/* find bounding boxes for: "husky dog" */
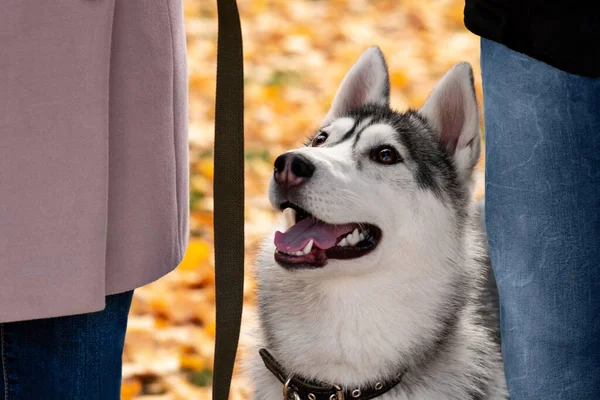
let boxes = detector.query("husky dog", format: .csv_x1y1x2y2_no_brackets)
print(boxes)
246,47,507,400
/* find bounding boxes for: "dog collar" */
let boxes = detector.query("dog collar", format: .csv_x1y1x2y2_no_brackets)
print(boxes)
259,348,405,400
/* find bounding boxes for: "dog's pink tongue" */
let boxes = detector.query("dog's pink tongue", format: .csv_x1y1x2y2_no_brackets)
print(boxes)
274,218,350,252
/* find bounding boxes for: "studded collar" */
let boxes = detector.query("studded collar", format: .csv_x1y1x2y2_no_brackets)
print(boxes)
259,348,405,400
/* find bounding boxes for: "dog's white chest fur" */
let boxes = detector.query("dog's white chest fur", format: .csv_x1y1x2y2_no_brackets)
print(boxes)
246,235,506,400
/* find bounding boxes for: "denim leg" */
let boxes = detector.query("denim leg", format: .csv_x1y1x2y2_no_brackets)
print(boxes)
0,290,133,400
1,328,6,399
481,38,600,400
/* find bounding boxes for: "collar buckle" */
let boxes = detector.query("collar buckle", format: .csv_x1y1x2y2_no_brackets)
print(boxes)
283,374,301,400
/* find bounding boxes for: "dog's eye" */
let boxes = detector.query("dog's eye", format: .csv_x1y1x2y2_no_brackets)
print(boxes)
311,133,328,147
371,147,402,165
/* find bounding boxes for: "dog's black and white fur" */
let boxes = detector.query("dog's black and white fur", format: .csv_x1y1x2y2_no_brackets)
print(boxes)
245,47,507,399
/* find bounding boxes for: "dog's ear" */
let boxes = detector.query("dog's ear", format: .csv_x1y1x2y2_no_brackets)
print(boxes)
322,46,390,125
419,62,481,177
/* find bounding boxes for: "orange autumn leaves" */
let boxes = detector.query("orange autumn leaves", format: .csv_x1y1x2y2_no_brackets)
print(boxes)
121,0,484,399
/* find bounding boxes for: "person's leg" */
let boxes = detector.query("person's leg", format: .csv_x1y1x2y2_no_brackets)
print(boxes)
481,37,600,399
0,290,133,400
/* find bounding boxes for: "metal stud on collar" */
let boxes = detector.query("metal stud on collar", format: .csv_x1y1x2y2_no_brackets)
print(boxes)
331,383,344,400
308,394,316,400
352,389,361,397
375,382,384,390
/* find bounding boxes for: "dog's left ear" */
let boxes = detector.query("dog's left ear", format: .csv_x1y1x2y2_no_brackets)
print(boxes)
419,63,481,177
322,46,390,125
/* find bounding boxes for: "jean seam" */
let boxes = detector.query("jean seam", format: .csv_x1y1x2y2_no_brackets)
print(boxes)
1,325,9,400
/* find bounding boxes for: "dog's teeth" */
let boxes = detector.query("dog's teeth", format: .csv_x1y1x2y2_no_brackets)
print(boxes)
277,247,300,256
302,239,313,254
283,208,296,229
346,231,359,246
337,228,370,247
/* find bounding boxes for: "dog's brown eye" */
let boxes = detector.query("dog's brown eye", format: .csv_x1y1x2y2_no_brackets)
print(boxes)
312,133,328,147
372,147,402,165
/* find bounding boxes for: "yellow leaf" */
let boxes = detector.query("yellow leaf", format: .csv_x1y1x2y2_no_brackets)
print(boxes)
447,2,466,27
189,74,212,91
120,379,142,400
390,70,409,89
155,316,170,329
205,289,216,303
191,211,213,229
198,159,214,180
263,85,281,101
250,0,268,13
272,98,290,113
180,354,207,371
183,2,200,18
290,24,312,37
205,320,216,337
148,297,168,315
178,239,212,271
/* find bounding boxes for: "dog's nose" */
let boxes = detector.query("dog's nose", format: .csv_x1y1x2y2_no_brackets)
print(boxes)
273,153,315,189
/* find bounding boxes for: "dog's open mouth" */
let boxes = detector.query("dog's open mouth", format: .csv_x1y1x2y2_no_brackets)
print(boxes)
273,202,382,269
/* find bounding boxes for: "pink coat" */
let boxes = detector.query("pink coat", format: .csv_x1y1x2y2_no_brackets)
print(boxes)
0,0,189,322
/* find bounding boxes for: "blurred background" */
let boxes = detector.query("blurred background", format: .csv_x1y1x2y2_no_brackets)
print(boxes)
120,0,485,398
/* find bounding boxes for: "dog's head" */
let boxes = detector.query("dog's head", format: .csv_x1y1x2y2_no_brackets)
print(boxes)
268,47,480,275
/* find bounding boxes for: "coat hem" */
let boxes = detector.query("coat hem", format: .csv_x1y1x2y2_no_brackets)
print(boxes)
105,253,185,297
0,299,106,324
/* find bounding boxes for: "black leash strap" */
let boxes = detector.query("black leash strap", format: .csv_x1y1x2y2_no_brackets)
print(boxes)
212,0,244,399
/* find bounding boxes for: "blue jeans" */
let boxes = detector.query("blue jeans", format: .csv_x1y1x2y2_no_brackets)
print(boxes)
481,38,600,399
0,291,133,400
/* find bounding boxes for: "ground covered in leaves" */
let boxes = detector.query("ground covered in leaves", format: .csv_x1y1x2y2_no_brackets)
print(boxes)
121,1,484,398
